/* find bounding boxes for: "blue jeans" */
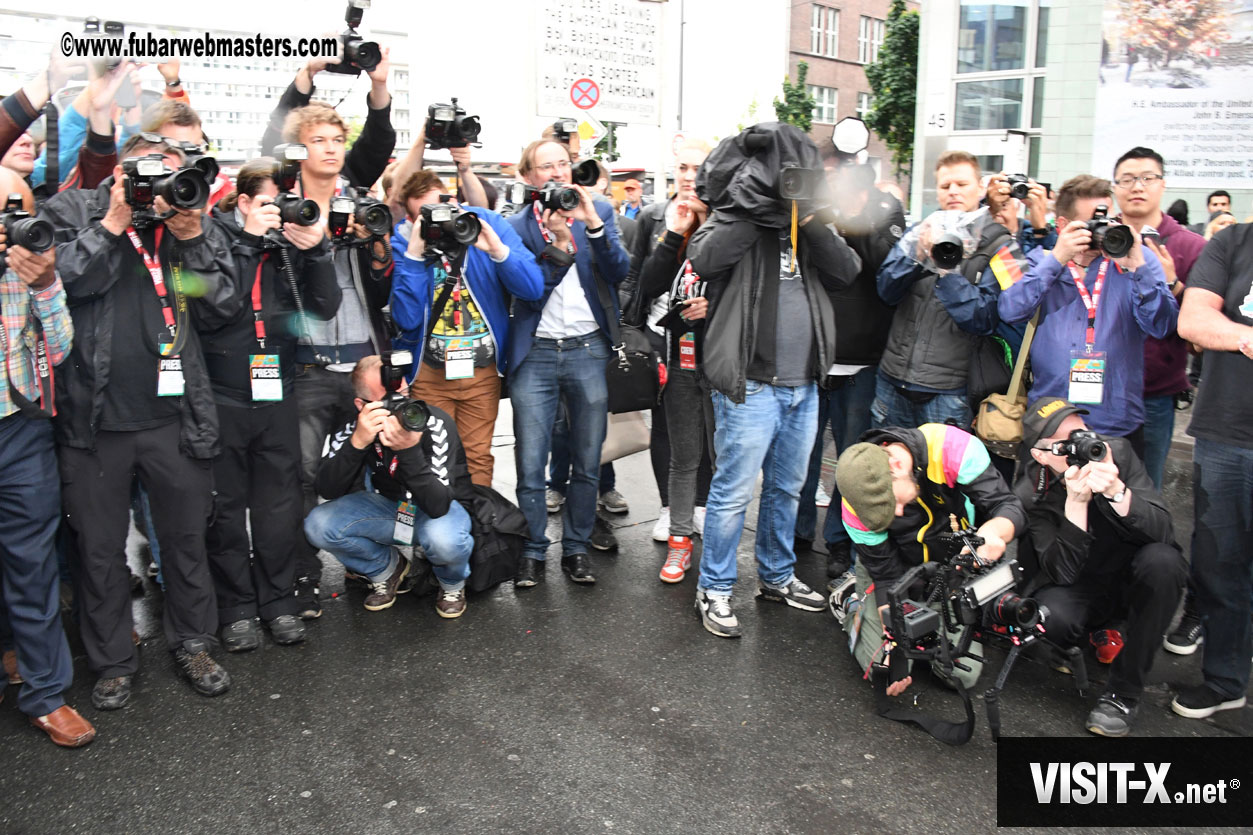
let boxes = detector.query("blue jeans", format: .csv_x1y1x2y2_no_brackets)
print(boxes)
796,366,877,548
699,381,818,595
512,332,610,559
870,371,971,430
1142,393,1176,490
1190,437,1253,700
548,402,615,494
304,491,472,590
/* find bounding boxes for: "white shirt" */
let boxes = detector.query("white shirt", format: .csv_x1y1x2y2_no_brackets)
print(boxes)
535,223,606,338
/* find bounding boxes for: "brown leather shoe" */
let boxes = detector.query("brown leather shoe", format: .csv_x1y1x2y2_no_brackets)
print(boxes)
3,649,21,684
30,705,96,748
363,556,410,611
435,586,467,619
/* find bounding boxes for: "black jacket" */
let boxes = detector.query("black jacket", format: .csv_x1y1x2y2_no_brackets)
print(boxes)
636,227,703,367
620,200,668,308
830,192,904,366
202,209,342,406
315,404,475,519
1013,436,1177,591
39,180,237,458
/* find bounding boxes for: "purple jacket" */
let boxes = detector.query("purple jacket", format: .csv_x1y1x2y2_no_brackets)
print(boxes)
1144,213,1206,397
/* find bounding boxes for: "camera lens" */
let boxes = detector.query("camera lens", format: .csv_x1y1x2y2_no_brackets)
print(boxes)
1083,439,1107,462
1099,224,1134,259
451,212,481,245
458,116,481,142
572,159,600,188
350,39,382,72
6,217,55,253
557,187,580,212
357,203,393,237
779,167,807,201
931,232,964,271
395,399,430,433
992,592,1041,630
1010,181,1030,200
157,170,209,210
192,156,220,184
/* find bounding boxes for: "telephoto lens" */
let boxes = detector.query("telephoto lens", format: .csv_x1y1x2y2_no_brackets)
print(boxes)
931,232,965,270
154,168,210,211
572,159,600,188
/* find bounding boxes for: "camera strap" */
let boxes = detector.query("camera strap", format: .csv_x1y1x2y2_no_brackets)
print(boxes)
1067,259,1109,349
532,201,576,254
125,225,183,356
0,303,55,419
252,256,269,349
869,666,976,746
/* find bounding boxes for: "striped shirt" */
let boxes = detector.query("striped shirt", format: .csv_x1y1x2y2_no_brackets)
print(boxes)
1,270,73,419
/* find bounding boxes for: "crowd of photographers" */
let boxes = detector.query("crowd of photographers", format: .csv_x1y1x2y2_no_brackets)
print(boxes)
0,45,1250,751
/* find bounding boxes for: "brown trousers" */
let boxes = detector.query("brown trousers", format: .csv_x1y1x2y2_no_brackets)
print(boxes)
410,362,502,486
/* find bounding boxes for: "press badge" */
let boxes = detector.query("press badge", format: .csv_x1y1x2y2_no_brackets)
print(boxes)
1068,350,1106,405
393,498,416,545
249,354,282,401
679,331,697,370
157,356,185,397
444,338,474,380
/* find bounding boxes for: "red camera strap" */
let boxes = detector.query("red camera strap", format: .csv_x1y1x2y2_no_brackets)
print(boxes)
252,255,268,349
125,225,179,352
532,200,576,254
1067,259,1109,349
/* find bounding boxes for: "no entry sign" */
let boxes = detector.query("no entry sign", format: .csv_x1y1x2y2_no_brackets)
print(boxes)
571,78,600,110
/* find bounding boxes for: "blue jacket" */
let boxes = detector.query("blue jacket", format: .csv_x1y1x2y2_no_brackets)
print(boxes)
390,209,545,376
998,248,1178,436
506,197,631,373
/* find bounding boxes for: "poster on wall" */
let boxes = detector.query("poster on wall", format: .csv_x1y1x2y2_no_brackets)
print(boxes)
1091,0,1253,189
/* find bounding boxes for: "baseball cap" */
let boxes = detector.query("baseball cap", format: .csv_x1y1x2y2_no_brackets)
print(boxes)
623,178,641,190
1022,397,1089,450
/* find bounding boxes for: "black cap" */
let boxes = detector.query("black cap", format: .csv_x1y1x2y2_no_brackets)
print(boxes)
1022,397,1089,450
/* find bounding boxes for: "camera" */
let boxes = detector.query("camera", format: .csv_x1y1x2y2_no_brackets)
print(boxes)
939,526,1045,632
419,195,481,256
1005,174,1052,201
121,153,209,228
0,193,55,257
1084,204,1133,259
328,189,393,243
571,158,601,189
931,231,965,270
378,350,429,433
508,181,580,213
327,1,382,75
779,164,822,201
267,144,321,229
168,141,220,187
551,118,579,144
424,98,481,150
83,17,124,72
1049,428,1107,468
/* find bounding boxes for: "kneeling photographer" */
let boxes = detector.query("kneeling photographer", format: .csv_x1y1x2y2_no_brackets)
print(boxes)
304,354,476,619
202,156,342,651
1016,397,1184,737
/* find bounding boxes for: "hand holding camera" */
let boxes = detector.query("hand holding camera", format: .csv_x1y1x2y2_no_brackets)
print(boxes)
160,201,203,241
243,199,282,238
471,217,507,260
1051,219,1094,265
102,167,134,236
0,216,56,290
544,208,574,247
986,172,1013,212
350,400,391,449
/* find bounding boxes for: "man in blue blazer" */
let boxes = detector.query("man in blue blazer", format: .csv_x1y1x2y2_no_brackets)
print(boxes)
507,139,631,586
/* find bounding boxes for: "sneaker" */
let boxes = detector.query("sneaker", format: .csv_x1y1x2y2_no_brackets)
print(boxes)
651,507,671,542
220,618,262,653
174,639,231,697
1163,613,1203,655
546,488,565,514
1171,684,1247,719
266,615,306,646
826,571,858,625
435,586,467,619
815,483,832,508
590,516,619,551
599,489,629,514
757,577,825,612
1090,629,1124,665
364,556,410,611
693,506,705,537
1085,692,1139,737
91,675,132,711
660,536,693,583
295,576,322,620
695,590,741,638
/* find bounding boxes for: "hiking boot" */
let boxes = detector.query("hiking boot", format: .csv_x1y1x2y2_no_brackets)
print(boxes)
652,507,671,542
1090,628,1124,665
91,675,133,711
435,587,468,619
1086,692,1139,737
267,615,306,646
756,577,825,612
590,516,619,551
826,571,859,626
220,618,261,653
695,590,741,638
660,536,693,583
546,489,565,513
1171,684,1247,719
364,556,410,611
174,639,230,697
295,576,322,619
598,489,629,514
1163,613,1203,655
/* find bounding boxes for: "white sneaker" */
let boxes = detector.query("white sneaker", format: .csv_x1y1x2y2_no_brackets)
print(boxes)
693,506,706,537
695,590,741,638
652,507,671,542
815,483,832,508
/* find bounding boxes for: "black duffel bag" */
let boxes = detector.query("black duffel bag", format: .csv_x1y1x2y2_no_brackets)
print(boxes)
465,484,529,593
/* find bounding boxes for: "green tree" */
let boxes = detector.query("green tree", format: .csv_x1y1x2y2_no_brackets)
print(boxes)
864,0,919,178
344,115,365,150
773,61,816,132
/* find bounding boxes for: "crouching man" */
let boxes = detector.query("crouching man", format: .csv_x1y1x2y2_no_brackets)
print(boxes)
304,354,476,618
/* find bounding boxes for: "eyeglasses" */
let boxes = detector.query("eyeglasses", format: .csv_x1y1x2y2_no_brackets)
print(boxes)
1114,173,1163,189
536,160,572,173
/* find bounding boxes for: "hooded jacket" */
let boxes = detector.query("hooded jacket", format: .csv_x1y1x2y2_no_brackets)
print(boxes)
687,123,861,402
39,179,237,458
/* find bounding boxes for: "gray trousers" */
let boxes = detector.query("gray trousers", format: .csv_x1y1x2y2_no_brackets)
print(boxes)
663,368,716,538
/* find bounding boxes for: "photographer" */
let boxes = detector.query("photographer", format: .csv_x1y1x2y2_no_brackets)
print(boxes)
260,53,397,617
1015,397,1184,737
0,170,94,747
389,170,543,486
39,133,237,709
874,151,1020,429
201,159,342,651
998,175,1176,455
505,139,631,587
685,123,860,638
832,424,1025,695
304,354,475,619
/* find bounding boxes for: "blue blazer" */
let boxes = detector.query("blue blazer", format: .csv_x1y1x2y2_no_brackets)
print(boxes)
505,197,631,373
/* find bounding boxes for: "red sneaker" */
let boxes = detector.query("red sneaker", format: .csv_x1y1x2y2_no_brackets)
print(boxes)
1091,629,1125,665
660,536,693,583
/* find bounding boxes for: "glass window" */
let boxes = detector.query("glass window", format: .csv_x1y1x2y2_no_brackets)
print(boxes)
957,2,1028,73
810,6,839,58
858,16,885,63
954,78,1023,130
1030,76,1045,129
1035,2,1050,68
856,91,873,119
808,85,838,124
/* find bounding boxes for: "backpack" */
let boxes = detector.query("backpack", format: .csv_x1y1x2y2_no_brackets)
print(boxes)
465,484,529,593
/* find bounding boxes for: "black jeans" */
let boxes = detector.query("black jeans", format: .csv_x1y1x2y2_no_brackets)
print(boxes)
1033,542,1186,698
206,400,303,625
663,367,716,537
60,422,217,678
294,365,356,582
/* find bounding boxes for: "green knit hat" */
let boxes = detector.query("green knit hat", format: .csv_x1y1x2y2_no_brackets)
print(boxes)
835,443,894,533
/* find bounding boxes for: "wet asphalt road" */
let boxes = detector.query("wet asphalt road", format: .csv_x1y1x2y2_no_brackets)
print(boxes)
0,406,1248,834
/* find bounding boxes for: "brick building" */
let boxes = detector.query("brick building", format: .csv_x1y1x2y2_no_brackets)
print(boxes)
788,0,918,202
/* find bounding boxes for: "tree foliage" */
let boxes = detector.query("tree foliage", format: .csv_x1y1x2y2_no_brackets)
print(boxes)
864,0,919,179
773,61,816,133
1116,0,1229,66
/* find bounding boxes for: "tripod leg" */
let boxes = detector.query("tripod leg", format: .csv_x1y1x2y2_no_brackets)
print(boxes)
984,643,1025,741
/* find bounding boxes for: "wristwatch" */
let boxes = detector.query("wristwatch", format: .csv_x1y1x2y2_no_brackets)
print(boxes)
1106,486,1127,503
166,78,182,88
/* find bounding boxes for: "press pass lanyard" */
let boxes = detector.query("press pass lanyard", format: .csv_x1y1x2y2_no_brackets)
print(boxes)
252,256,269,349
1068,259,1109,350
124,225,181,355
533,201,576,254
